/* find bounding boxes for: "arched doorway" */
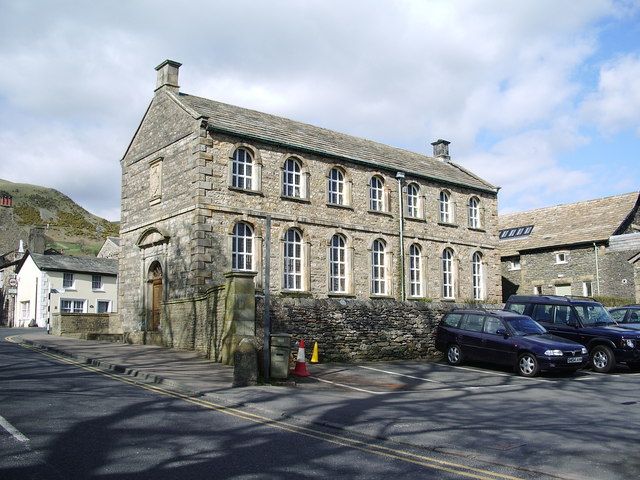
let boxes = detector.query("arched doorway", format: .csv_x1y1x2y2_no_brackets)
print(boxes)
148,262,163,331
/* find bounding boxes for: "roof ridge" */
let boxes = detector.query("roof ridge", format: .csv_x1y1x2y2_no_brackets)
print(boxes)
500,191,639,218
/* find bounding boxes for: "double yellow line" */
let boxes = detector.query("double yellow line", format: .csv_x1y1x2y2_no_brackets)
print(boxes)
12,339,537,480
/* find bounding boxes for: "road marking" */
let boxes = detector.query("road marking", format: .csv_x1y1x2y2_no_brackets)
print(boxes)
357,365,444,383
314,376,386,394
441,364,554,382
14,341,534,480
0,414,29,443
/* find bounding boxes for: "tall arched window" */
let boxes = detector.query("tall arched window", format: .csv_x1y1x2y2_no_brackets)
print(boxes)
472,252,484,300
406,183,420,218
369,176,384,211
232,148,253,190
371,239,387,295
282,158,302,198
409,243,422,297
439,190,451,223
329,234,347,293
283,228,303,290
468,197,480,229
442,248,454,299
328,167,345,205
232,222,253,271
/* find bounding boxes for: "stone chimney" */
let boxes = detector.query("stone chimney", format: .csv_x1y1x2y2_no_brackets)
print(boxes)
28,227,46,255
155,59,181,93
431,139,451,162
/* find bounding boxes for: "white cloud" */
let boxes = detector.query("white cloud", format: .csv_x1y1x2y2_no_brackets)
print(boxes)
581,54,640,135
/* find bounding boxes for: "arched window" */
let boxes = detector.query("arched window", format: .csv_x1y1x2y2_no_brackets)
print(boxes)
283,228,303,290
282,158,302,198
232,222,253,271
472,252,484,300
406,183,420,218
328,167,345,205
329,234,347,293
468,197,480,229
439,191,451,223
232,148,253,190
409,244,422,297
442,248,454,299
371,239,387,295
369,176,384,211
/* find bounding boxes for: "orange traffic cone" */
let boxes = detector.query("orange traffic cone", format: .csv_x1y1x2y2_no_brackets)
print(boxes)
292,339,310,377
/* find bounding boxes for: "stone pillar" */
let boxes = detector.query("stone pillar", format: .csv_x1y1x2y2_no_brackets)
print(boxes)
220,271,257,365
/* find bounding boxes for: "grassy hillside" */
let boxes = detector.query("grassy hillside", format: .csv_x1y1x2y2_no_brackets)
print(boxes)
0,179,119,256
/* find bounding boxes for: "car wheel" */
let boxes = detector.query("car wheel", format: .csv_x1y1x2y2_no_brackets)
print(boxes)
591,345,614,373
517,353,539,377
446,344,463,366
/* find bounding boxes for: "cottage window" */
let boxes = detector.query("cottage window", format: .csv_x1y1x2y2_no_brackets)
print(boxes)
61,299,85,313
369,176,385,212
468,197,480,229
329,234,347,293
371,239,388,295
555,252,568,264
97,300,111,313
406,183,420,218
231,148,253,190
328,168,345,205
472,251,484,300
409,243,423,297
92,275,103,290
20,301,30,320
442,248,455,299
439,191,452,223
583,281,593,297
283,228,303,291
63,273,74,289
282,158,302,198
232,222,254,271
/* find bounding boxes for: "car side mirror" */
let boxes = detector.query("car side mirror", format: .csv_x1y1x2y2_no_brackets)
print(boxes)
496,328,508,337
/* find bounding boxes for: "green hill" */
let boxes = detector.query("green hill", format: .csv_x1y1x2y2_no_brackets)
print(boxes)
0,179,119,256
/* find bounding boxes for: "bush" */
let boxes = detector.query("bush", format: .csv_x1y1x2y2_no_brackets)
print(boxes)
593,295,635,307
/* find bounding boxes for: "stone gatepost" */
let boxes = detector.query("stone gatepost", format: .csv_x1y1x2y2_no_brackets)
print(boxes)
220,271,257,365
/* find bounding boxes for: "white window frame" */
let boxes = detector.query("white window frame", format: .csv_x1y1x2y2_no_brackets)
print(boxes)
63,273,75,289
508,258,521,271
60,299,85,314
371,239,388,296
97,300,111,313
442,248,454,299
468,197,480,229
409,244,423,298
582,281,593,297
20,301,30,320
232,222,254,271
555,252,568,264
231,148,253,190
92,275,103,291
282,158,302,198
439,191,452,223
472,252,484,300
533,285,542,295
283,228,303,291
369,176,385,212
329,234,347,294
406,183,420,218
328,167,345,205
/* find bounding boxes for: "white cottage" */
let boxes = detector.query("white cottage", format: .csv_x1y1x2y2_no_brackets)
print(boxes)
14,252,118,328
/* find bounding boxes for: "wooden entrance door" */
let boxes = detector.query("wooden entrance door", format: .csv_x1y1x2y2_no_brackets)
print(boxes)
151,278,162,330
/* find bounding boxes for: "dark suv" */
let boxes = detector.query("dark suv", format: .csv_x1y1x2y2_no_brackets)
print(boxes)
505,295,640,373
435,308,588,377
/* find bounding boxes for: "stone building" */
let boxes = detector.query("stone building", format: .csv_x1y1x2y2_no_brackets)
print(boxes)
118,60,499,355
499,192,640,303
97,236,120,259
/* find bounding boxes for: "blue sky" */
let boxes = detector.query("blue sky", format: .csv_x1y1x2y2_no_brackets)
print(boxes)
0,0,638,221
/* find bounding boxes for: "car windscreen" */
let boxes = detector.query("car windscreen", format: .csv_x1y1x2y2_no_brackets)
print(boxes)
573,304,615,326
505,316,546,336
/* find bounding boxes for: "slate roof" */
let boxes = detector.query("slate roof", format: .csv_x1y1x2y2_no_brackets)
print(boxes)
26,253,118,275
106,237,120,247
498,192,640,257
175,92,497,193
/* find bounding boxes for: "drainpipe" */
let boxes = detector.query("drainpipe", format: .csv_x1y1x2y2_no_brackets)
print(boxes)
396,172,406,301
593,243,600,295
262,215,272,381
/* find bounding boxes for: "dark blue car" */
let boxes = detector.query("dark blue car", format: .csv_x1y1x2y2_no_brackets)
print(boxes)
435,309,589,377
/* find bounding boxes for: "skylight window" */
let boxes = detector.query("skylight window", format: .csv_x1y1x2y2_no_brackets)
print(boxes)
499,225,534,240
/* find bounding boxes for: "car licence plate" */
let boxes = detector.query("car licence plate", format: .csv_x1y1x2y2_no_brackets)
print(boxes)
567,357,582,363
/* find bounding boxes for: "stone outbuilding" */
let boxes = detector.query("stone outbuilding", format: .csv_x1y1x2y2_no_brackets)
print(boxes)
499,192,640,303
118,60,500,358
